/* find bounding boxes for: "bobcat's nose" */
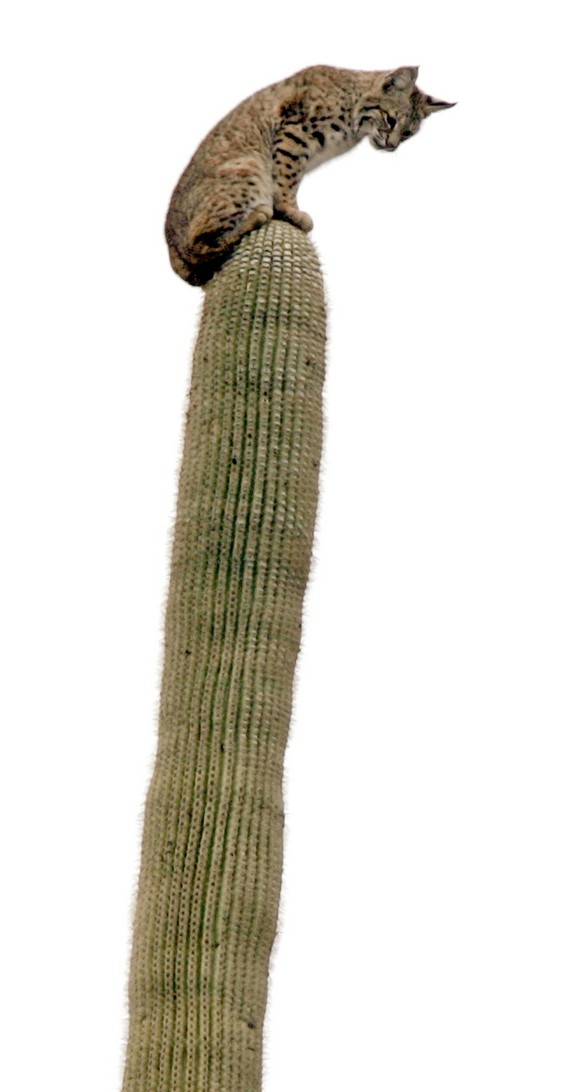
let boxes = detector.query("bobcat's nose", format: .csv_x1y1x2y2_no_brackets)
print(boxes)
371,126,400,151
378,128,399,150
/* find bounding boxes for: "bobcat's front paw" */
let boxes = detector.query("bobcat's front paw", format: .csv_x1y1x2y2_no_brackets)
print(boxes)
274,204,314,232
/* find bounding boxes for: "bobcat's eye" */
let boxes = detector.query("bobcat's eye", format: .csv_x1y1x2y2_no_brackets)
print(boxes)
401,130,413,141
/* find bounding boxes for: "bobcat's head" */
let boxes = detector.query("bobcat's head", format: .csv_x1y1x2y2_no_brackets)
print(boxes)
357,66,454,151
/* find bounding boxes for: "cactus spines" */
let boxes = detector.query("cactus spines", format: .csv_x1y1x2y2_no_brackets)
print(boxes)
122,220,326,1091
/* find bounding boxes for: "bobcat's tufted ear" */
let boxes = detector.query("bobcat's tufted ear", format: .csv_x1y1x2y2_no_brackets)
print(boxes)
422,93,456,113
382,66,419,93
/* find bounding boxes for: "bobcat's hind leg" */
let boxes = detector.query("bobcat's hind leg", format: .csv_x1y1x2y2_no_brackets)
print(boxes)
166,202,273,285
188,203,272,261
171,199,273,285
186,158,273,259
273,203,313,232
166,157,274,283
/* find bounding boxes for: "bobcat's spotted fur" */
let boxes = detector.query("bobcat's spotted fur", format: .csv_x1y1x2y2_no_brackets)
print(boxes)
165,64,454,286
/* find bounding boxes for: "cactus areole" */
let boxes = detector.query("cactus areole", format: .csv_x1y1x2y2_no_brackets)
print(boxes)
122,220,326,1091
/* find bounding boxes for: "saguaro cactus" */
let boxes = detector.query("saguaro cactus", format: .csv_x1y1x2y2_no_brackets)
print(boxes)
122,219,326,1091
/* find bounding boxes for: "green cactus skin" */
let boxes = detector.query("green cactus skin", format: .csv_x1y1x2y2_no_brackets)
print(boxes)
122,220,326,1092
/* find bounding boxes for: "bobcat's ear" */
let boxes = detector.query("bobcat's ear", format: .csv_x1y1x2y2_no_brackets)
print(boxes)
382,66,419,93
423,94,456,113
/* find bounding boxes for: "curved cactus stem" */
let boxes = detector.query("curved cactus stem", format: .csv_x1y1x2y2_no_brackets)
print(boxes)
122,220,326,1091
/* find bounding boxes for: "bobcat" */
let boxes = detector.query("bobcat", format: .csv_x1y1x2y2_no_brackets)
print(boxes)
165,64,454,286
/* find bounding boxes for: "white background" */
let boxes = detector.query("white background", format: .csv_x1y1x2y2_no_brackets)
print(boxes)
1,1,581,1089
